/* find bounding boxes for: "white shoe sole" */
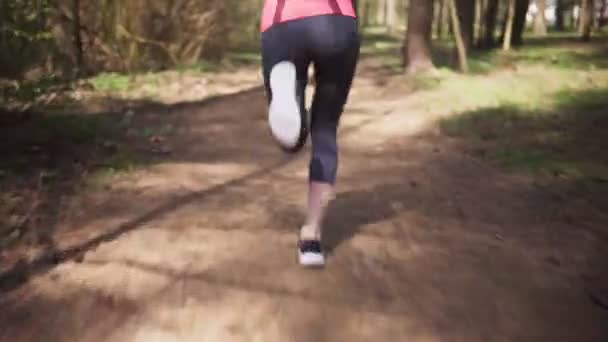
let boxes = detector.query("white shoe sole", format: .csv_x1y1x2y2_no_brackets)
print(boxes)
268,61,302,149
298,251,325,267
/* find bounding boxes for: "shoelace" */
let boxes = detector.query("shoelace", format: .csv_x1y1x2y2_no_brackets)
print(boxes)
299,240,322,253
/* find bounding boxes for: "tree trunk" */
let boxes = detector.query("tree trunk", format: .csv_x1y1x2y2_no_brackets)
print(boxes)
438,0,451,38
376,0,387,26
456,0,476,49
386,0,398,33
579,2,584,33
73,0,84,76
475,0,484,47
600,0,607,27
403,0,409,32
503,0,516,50
363,0,372,27
512,0,530,46
568,3,580,30
436,0,446,38
450,0,469,72
555,0,566,31
533,0,548,35
483,0,499,47
581,0,595,41
404,0,435,73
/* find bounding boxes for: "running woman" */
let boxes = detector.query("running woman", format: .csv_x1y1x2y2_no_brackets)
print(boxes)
261,0,360,267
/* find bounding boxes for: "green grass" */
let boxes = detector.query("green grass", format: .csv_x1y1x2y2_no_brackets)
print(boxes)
90,72,132,92
432,33,608,74
439,85,608,181
360,27,403,64
433,32,608,182
359,30,607,76
487,46,606,71
360,31,608,183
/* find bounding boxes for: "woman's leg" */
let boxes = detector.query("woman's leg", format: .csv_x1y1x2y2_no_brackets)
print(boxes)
261,24,310,153
301,16,360,242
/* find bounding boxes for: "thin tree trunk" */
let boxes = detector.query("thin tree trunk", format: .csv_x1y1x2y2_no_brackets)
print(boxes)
386,0,398,33
450,0,469,72
579,3,583,33
404,0,409,32
433,0,440,37
555,0,566,31
376,0,387,26
437,0,446,38
578,1,583,33
475,0,484,47
441,0,451,37
581,0,595,41
600,0,607,27
364,0,372,27
456,0,476,49
503,0,516,50
73,0,84,76
404,0,435,73
534,0,548,36
512,0,530,46
483,0,498,47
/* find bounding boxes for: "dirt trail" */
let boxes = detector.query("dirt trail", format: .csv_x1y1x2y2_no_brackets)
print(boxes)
1,60,607,342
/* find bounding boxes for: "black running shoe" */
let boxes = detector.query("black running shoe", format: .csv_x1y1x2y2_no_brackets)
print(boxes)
298,239,325,267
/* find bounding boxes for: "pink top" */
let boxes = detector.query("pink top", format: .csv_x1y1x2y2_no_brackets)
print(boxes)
261,0,357,32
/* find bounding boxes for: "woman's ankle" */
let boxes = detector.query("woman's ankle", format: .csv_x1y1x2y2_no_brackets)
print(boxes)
300,224,321,240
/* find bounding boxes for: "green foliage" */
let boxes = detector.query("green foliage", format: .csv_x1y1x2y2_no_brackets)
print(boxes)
0,0,54,77
0,0,263,79
91,73,131,92
73,0,260,71
360,28,402,57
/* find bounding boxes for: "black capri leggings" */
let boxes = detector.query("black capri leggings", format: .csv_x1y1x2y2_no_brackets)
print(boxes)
262,15,360,184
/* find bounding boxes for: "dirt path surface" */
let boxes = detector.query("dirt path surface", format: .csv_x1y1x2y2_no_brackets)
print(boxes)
1,59,607,341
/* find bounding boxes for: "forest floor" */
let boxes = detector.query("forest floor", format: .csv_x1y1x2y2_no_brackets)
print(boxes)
1,32,608,341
